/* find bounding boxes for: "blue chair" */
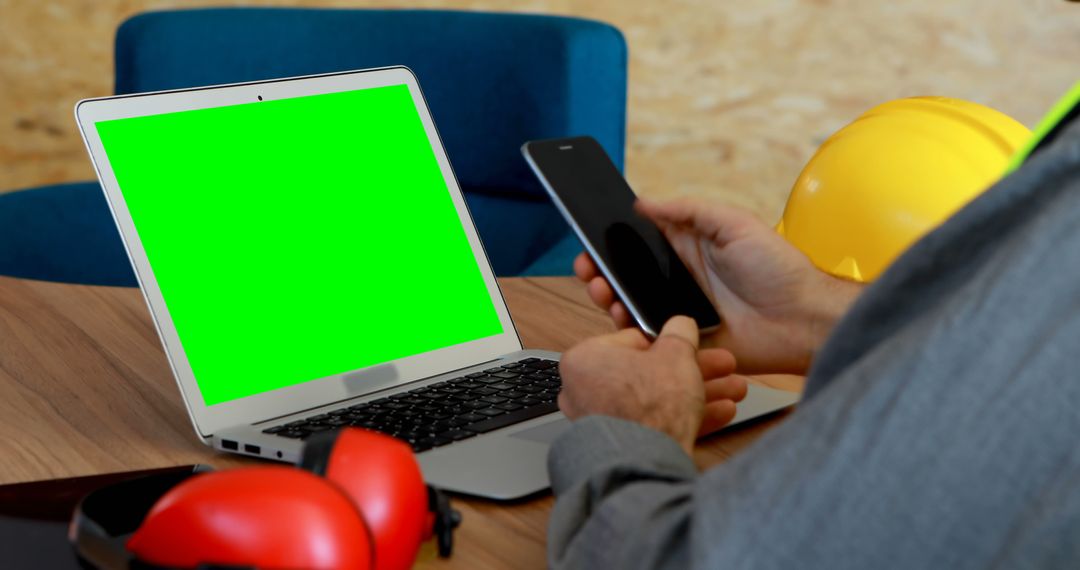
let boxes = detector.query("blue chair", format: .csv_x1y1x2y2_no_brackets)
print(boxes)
0,8,627,285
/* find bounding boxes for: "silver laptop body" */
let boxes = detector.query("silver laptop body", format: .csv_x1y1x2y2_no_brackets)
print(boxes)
75,67,797,500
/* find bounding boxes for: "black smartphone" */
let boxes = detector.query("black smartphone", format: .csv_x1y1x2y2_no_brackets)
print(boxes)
522,136,721,337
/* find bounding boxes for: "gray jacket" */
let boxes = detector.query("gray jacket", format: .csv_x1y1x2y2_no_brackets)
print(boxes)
547,118,1080,569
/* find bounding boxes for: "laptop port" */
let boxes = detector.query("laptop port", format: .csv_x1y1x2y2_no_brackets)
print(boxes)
244,444,261,455
221,439,238,451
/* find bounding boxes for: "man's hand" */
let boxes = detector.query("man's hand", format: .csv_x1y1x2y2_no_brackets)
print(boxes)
558,316,748,453
574,197,863,374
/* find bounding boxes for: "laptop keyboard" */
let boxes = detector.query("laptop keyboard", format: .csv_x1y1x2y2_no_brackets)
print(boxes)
260,358,561,452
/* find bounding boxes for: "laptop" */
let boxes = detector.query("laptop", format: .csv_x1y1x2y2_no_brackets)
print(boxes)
74,66,799,500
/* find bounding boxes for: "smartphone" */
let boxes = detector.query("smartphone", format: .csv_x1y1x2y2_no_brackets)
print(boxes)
522,136,721,337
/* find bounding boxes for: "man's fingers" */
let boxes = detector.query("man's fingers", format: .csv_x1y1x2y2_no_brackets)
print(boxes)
609,301,634,329
573,252,599,282
697,399,738,437
583,273,635,329
704,375,748,403
587,276,616,310
697,348,736,379
653,315,700,355
595,326,651,350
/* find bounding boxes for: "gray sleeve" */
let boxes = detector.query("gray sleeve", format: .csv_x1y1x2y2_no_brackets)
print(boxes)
547,401,903,570
547,341,1080,570
547,129,1080,570
546,415,699,570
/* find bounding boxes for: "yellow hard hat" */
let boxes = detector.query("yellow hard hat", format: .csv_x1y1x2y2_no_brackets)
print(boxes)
777,97,1031,282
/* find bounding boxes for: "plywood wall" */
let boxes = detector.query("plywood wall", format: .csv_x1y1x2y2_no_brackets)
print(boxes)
3,0,1078,220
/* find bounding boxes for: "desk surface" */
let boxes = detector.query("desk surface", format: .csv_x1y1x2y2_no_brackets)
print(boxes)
0,275,800,569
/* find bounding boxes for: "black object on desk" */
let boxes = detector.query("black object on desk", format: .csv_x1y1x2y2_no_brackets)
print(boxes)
0,465,206,570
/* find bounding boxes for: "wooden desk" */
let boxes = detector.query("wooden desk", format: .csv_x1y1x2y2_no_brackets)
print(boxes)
0,275,800,569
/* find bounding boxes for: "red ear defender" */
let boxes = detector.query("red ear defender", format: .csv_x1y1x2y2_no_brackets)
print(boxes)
72,429,458,570
126,467,373,569
300,428,457,570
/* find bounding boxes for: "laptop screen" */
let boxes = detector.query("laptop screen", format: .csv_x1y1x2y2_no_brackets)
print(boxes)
94,84,504,406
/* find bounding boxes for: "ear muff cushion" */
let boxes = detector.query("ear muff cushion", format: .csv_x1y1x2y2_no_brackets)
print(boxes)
127,467,373,570
321,428,431,570
299,428,343,476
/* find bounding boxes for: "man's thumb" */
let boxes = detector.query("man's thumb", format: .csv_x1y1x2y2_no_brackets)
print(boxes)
654,315,699,355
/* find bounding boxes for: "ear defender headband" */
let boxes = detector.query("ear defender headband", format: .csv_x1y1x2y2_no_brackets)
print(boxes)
70,428,460,570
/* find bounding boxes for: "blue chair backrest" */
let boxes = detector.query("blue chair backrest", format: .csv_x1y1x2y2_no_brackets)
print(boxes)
114,7,627,200
0,8,626,286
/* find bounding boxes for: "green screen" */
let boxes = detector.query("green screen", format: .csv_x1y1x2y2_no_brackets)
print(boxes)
96,84,503,406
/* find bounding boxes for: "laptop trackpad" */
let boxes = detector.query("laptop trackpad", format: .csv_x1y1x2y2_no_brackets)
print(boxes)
510,417,571,444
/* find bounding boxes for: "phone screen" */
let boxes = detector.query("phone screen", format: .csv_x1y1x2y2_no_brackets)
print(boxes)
524,136,721,335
